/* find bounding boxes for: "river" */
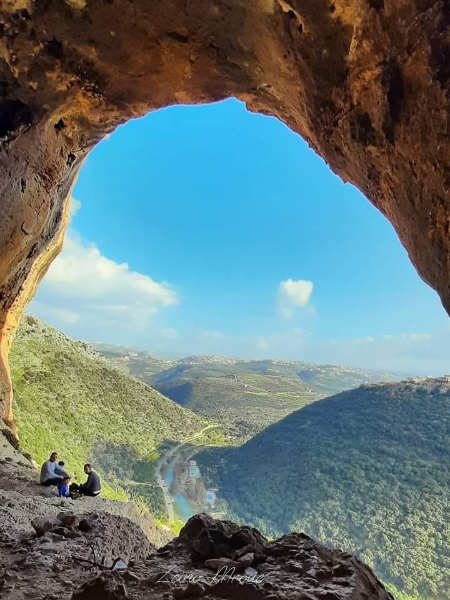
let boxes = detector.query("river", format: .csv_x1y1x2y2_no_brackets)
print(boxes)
164,455,196,522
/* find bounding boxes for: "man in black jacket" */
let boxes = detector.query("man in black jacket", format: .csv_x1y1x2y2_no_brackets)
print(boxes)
71,464,101,497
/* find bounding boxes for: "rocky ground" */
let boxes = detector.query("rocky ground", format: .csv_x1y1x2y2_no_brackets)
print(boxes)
0,454,155,599
69,514,395,600
0,436,394,600
0,456,394,600
0,448,172,546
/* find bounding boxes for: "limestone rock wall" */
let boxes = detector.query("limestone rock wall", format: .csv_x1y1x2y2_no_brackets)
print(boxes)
0,0,450,425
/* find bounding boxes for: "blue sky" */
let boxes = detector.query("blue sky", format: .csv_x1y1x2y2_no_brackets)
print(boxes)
30,99,450,373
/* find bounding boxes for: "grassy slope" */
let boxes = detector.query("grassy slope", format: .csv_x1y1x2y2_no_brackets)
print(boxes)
10,315,206,511
197,381,450,598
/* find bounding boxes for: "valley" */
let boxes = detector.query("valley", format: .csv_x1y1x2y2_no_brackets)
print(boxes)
7,315,444,599
98,348,399,443
2,5,450,599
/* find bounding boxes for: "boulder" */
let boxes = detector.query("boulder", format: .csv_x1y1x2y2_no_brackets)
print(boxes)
57,512,79,529
78,518,93,533
185,581,206,597
71,574,128,600
204,558,244,573
31,517,58,537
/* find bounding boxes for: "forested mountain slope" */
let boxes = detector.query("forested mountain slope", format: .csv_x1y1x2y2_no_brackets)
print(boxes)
9,315,206,514
149,358,398,442
197,379,450,598
153,367,320,442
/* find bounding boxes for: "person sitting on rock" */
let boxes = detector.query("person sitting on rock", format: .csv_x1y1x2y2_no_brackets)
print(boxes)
58,476,71,498
40,452,64,486
70,464,101,497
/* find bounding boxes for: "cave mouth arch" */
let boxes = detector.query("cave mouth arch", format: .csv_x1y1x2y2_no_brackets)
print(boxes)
28,98,447,375
1,0,450,429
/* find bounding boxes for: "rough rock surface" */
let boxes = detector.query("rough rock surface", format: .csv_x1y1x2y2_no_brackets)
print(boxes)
0,507,394,600
71,513,394,600
0,439,394,599
0,1,450,425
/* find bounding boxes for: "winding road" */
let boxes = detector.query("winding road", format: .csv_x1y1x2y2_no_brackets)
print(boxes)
155,424,219,523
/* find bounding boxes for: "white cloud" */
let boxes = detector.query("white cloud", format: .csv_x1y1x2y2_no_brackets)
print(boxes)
299,331,450,375
160,328,179,340
69,196,81,219
346,333,432,345
252,329,308,354
199,330,226,340
382,333,431,342
31,232,178,333
44,307,80,324
256,337,269,350
278,279,314,319
401,333,431,341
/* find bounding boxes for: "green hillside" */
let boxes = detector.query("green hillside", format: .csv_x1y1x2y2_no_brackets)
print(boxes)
153,369,321,442
148,357,398,442
197,379,450,598
228,358,397,394
10,315,207,516
150,356,398,392
93,343,175,380
92,349,399,444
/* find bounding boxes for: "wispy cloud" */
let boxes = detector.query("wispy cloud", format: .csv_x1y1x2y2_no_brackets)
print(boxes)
401,333,431,341
256,336,269,350
43,307,80,324
199,330,226,340
302,331,448,375
383,333,431,342
69,196,81,220
28,199,448,375
159,328,179,340
277,279,314,319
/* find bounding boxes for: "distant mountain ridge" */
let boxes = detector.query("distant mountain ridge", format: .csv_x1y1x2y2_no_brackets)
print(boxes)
93,346,400,386
179,355,242,366
93,343,175,381
94,346,399,443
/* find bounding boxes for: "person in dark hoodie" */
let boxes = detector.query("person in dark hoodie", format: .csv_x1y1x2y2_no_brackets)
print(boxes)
70,464,101,497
